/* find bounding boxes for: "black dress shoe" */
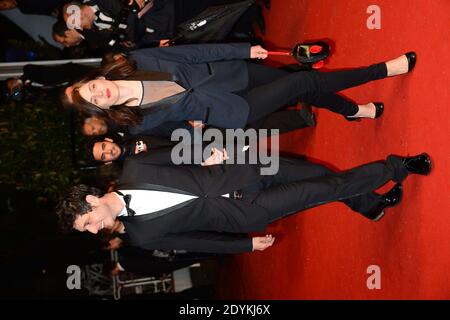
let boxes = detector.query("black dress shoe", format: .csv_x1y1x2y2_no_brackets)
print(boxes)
405,52,417,72
345,102,384,122
299,102,316,127
403,152,432,175
366,183,403,221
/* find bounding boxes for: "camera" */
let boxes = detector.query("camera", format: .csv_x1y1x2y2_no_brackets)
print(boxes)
9,86,24,101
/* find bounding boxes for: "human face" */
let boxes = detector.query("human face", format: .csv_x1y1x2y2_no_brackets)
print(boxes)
78,78,120,109
73,196,116,234
63,4,94,30
83,117,108,136
93,140,122,162
54,29,82,47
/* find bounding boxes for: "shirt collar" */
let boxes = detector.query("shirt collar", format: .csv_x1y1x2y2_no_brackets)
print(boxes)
113,191,127,216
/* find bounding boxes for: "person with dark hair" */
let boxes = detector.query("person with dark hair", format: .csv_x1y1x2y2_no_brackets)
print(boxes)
52,19,84,48
62,42,417,132
100,227,223,278
111,245,222,278
60,0,266,51
60,0,176,50
84,107,316,138
84,132,254,169
53,18,124,52
56,152,431,253
1,60,94,103
85,134,175,164
82,117,110,136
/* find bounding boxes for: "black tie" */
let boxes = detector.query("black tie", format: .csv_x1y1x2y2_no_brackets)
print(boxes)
116,191,136,217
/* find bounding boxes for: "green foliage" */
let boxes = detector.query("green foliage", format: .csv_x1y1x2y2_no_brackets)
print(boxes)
0,96,90,200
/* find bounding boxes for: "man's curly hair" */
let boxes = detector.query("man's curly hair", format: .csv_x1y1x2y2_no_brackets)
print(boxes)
55,184,104,233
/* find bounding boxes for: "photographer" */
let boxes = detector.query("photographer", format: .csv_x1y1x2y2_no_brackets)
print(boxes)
1,62,93,102
62,0,174,51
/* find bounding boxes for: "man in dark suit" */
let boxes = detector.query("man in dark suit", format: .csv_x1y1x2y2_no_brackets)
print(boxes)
62,0,175,49
56,152,432,254
2,62,94,102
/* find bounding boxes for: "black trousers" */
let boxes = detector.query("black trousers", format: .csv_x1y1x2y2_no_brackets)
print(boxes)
248,109,310,133
242,62,388,122
240,155,408,220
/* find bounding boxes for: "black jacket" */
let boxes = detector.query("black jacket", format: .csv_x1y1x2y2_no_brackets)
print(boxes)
86,0,174,47
127,42,251,133
118,158,269,254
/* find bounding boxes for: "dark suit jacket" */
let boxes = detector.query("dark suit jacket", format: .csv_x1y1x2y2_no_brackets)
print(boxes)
128,43,251,130
118,158,269,254
87,0,174,46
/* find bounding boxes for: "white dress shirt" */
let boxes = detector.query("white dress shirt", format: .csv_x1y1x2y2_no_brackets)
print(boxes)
116,190,229,217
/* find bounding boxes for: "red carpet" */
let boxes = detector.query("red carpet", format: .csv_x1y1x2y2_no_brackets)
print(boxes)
216,0,450,299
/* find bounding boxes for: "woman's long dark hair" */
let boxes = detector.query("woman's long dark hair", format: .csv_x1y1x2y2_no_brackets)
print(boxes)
62,57,143,127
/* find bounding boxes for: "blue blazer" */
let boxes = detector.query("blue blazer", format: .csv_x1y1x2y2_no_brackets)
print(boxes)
128,43,251,132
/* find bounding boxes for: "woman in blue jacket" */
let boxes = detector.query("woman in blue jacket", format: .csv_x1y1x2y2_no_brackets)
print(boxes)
63,43,416,130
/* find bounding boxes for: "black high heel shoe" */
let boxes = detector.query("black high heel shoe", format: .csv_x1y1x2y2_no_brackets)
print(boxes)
345,102,384,122
366,183,403,221
405,52,417,72
403,152,431,175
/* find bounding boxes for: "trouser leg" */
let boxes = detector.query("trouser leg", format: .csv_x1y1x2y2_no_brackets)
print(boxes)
245,63,387,123
250,155,407,221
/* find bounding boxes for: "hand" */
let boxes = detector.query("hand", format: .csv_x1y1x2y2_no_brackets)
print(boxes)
202,148,229,166
159,39,171,47
128,0,145,9
120,40,136,49
250,45,268,60
107,237,123,250
252,234,275,251
188,120,205,129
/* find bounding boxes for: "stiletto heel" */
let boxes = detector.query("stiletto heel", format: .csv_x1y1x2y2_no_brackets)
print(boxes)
366,183,403,221
345,102,384,121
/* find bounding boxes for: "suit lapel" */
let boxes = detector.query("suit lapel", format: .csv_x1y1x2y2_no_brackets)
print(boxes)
117,182,194,196
117,182,197,223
